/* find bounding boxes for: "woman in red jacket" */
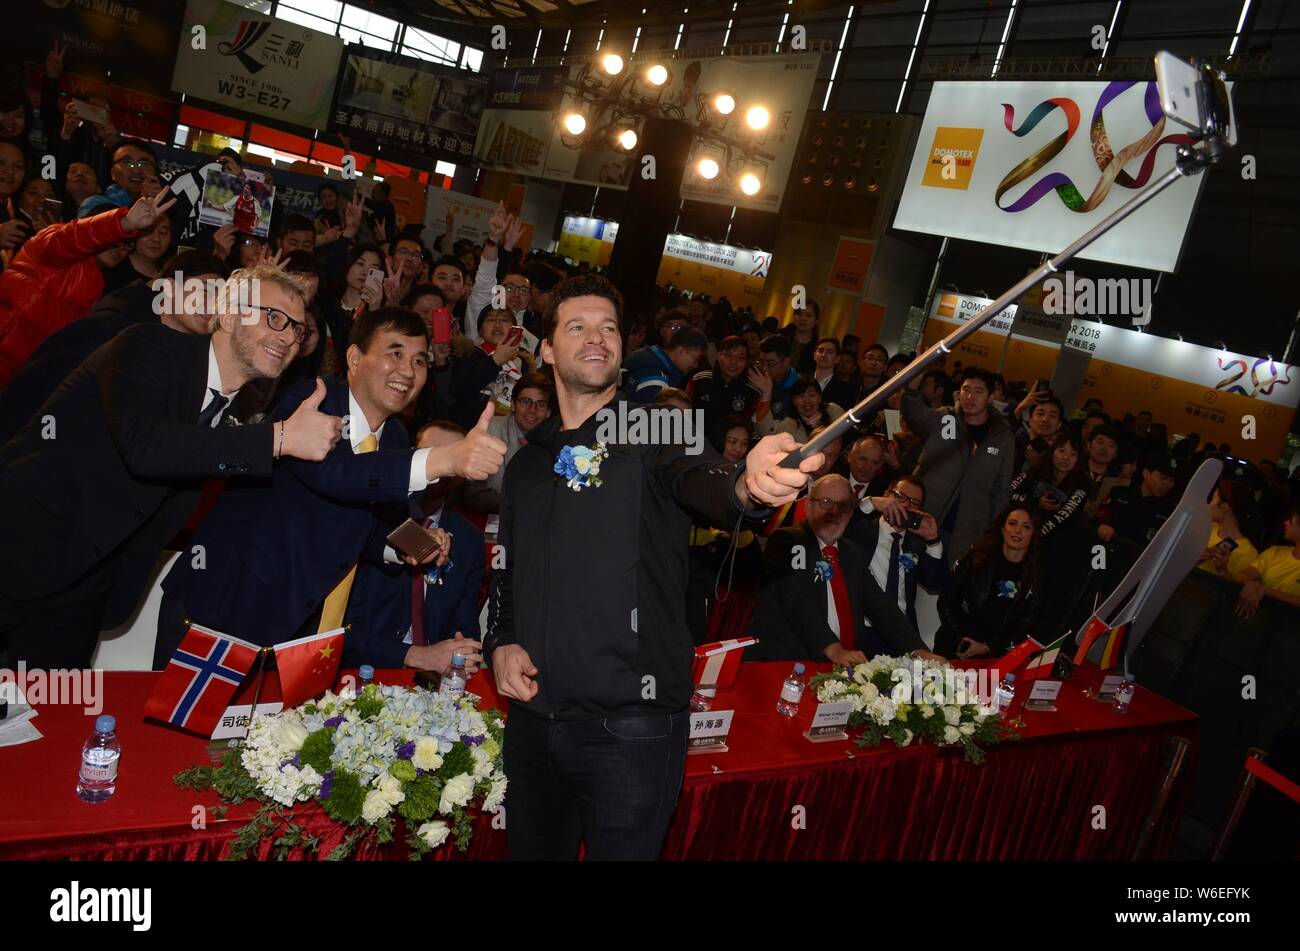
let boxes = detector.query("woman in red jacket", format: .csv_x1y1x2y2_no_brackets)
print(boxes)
0,187,175,388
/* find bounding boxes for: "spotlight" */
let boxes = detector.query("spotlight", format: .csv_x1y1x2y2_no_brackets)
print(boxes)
697,157,720,180
739,172,762,196
713,92,736,115
563,112,587,135
646,64,669,86
618,128,638,150
745,105,770,130
602,53,624,76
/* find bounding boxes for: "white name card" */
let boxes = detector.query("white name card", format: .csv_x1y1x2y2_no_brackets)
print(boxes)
210,702,284,741
805,700,854,742
1025,680,1062,711
1097,674,1126,699
688,710,735,753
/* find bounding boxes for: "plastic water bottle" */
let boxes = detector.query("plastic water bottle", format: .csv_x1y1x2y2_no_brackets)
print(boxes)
1112,677,1136,714
440,654,466,698
76,715,121,804
995,673,1017,713
776,663,807,717
358,665,375,689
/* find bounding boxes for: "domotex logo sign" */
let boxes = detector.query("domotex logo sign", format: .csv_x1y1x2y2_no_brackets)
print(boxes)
921,127,984,190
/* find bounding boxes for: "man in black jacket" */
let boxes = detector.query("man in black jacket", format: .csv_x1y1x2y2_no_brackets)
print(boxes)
750,474,930,663
0,251,226,444
484,273,821,860
0,265,342,669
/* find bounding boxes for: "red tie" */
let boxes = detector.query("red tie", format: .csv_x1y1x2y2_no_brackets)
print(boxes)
855,482,867,499
822,544,856,650
410,517,433,646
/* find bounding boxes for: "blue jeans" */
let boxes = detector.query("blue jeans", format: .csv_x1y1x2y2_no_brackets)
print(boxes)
502,708,689,860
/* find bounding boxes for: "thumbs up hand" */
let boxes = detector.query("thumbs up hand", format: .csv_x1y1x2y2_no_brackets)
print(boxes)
281,379,343,461
427,401,506,481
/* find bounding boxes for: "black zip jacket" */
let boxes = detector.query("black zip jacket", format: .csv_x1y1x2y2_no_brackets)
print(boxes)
484,399,768,719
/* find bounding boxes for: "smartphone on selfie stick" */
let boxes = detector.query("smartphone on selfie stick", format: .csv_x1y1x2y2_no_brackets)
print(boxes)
780,52,1238,474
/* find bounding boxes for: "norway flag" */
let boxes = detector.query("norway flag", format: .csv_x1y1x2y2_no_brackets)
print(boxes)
145,624,260,736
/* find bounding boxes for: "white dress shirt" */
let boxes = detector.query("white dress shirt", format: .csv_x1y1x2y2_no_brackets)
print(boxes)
866,522,943,618
817,537,841,638
346,391,435,565
199,341,237,428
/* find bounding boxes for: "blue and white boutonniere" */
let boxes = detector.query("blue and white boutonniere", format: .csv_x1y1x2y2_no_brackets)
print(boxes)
424,558,454,586
897,551,918,574
996,579,1019,599
554,442,609,491
814,559,834,583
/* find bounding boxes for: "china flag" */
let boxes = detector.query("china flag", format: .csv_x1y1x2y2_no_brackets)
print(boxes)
274,628,345,708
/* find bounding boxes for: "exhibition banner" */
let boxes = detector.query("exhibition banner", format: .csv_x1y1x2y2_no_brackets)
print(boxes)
656,234,772,305
421,189,533,253
171,0,342,130
557,216,618,267
473,66,568,178
921,292,1299,456
329,44,486,164
895,81,1208,272
671,52,821,213
12,0,183,97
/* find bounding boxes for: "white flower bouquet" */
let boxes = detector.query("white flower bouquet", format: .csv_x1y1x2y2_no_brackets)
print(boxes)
175,684,506,859
809,655,1011,764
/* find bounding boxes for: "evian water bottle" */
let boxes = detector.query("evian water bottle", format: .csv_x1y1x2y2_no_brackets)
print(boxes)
77,715,121,804
776,663,806,717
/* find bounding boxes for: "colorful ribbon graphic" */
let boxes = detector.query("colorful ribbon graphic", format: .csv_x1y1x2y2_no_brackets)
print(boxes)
996,82,1195,214
1216,356,1294,398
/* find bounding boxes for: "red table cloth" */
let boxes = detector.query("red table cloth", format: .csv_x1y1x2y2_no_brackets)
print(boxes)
0,662,1196,860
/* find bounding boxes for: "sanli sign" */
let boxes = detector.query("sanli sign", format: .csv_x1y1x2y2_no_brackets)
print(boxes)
172,0,343,129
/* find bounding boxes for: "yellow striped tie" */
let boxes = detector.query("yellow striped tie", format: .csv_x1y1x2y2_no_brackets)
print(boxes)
318,433,379,632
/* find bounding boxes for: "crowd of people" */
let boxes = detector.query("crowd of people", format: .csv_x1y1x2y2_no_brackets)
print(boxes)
0,106,1298,675
3,50,1300,861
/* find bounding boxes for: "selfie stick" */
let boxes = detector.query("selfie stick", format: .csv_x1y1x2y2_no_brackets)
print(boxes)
780,57,1235,470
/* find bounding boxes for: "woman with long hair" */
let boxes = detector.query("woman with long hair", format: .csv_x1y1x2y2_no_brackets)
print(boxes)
935,507,1046,659
1199,478,1261,581
1009,430,1091,538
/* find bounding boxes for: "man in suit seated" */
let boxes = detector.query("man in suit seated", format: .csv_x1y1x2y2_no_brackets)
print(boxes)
0,262,343,670
750,474,934,664
154,307,506,666
346,420,486,673
845,474,948,635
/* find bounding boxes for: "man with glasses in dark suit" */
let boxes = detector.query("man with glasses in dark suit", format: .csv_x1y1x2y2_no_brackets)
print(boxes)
0,265,343,670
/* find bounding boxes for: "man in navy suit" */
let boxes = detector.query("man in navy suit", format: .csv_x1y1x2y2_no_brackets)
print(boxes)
153,307,506,666
345,420,486,673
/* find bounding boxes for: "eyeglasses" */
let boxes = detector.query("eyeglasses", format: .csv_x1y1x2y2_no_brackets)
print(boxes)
395,248,423,259
760,357,785,369
515,396,549,412
889,489,923,508
113,158,156,171
248,305,307,343
503,283,530,293
811,497,854,514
